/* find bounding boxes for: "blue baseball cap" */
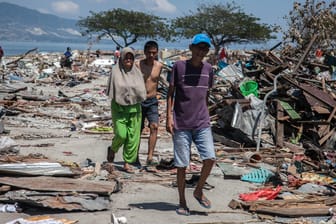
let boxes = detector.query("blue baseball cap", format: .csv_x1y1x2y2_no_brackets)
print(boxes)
191,33,211,47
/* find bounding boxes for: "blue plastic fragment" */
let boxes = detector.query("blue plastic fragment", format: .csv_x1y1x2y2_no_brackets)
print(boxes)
241,168,274,183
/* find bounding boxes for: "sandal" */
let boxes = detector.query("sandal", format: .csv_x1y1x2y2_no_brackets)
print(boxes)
123,168,135,174
176,207,190,216
146,159,159,166
193,193,211,209
123,164,135,174
107,146,115,162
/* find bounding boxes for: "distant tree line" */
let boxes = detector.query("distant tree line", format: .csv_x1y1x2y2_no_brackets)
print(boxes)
77,0,336,56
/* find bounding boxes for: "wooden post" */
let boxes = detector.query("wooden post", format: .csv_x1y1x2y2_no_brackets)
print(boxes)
276,100,284,147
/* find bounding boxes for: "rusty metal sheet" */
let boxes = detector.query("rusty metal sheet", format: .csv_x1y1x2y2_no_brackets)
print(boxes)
0,176,118,195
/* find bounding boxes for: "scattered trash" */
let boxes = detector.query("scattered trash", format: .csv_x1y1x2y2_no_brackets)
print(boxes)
0,203,20,213
241,168,274,183
111,214,127,224
239,80,258,97
239,185,282,201
6,215,77,224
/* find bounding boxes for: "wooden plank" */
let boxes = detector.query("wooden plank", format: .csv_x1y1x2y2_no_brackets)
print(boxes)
318,124,330,138
276,100,284,147
301,84,336,107
319,128,335,145
312,106,331,114
283,75,336,108
253,206,329,217
293,34,317,72
325,196,336,206
322,77,326,92
248,196,330,217
0,176,118,195
303,92,329,109
327,106,336,122
319,106,336,137
264,71,275,82
0,185,11,192
283,141,305,153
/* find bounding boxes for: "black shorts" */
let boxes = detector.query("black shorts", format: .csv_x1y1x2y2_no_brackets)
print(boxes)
141,97,159,130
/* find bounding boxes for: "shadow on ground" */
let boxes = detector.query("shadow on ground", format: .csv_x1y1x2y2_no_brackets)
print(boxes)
129,202,176,211
128,202,208,216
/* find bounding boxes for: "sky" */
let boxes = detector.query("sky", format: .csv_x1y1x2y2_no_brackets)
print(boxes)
0,0,308,49
1,0,299,27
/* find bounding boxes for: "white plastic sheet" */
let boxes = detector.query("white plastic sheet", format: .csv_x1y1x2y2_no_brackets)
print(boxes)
231,95,271,138
0,136,19,154
216,64,244,83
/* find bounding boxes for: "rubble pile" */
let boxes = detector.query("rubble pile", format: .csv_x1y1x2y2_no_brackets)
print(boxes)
0,40,335,223
208,38,336,221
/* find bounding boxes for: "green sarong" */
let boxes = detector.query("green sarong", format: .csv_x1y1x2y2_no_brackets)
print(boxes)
111,100,141,163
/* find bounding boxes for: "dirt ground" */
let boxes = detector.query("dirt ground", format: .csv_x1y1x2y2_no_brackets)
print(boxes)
0,135,262,224
0,73,265,224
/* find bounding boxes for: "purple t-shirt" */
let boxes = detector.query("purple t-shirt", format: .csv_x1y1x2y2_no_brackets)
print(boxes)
170,60,214,130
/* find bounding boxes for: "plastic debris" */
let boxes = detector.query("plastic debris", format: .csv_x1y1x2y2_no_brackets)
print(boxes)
0,203,20,213
239,185,282,201
241,167,274,183
111,214,127,224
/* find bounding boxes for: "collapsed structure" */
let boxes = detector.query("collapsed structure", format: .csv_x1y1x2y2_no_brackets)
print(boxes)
0,37,335,223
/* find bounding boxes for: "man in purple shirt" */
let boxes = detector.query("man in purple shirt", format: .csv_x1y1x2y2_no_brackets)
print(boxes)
166,33,216,216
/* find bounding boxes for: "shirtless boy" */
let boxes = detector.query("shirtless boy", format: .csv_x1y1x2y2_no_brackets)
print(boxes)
135,41,163,165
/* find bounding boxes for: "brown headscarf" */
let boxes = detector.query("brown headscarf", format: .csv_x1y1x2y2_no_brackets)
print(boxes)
106,47,146,105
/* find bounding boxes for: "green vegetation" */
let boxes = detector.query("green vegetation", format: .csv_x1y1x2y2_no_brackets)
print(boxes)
77,2,276,55
171,2,275,55
77,8,170,48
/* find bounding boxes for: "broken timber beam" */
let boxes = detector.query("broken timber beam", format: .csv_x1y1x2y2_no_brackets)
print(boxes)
276,100,284,147
293,34,317,72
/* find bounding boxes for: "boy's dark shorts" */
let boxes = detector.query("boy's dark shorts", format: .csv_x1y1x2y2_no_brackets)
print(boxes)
141,97,159,129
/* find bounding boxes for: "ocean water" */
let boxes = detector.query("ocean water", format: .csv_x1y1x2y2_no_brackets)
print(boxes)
0,40,189,56
1,38,281,56
1,41,128,56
